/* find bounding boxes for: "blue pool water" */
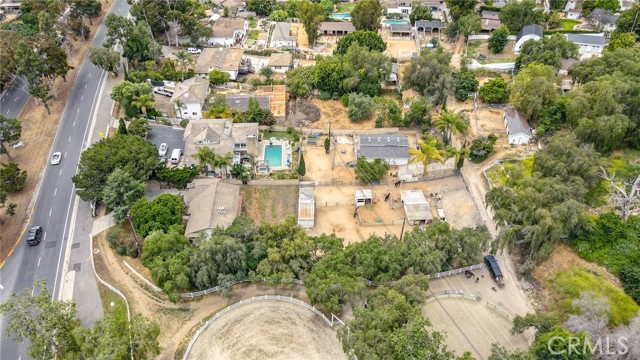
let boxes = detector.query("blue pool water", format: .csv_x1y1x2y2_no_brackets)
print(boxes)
264,145,282,167
331,12,351,19
384,19,410,25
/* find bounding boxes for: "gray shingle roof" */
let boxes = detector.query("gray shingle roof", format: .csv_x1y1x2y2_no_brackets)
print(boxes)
516,24,543,42
272,22,295,43
566,33,606,46
224,95,270,112
415,20,446,29
358,134,409,160
504,107,531,137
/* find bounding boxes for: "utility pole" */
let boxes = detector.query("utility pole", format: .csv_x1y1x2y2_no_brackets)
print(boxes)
399,217,406,241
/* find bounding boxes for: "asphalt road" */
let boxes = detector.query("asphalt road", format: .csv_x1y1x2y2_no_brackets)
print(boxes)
0,0,130,358
0,77,30,119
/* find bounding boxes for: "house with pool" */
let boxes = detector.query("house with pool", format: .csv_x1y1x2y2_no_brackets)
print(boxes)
256,136,294,173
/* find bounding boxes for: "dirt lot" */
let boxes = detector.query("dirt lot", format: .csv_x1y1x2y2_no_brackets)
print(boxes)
93,231,316,359
474,108,506,140
383,36,417,60
240,185,298,225
469,40,517,64
307,176,483,243
303,138,356,182
186,301,346,360
0,0,113,263
290,23,309,49
307,99,378,130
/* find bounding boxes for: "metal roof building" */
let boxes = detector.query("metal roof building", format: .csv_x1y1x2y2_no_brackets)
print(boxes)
358,134,410,165
298,188,315,228
400,190,432,225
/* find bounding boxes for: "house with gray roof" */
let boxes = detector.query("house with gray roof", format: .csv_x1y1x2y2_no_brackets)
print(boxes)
271,22,296,49
357,134,410,165
481,11,502,32
297,188,315,228
566,33,606,58
223,94,270,112
514,24,543,52
503,107,532,145
588,9,618,32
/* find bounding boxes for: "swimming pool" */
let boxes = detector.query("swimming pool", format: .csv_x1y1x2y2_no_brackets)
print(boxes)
331,12,351,19
264,145,282,167
383,19,410,25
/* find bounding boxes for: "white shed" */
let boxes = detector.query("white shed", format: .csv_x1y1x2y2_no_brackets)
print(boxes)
400,190,432,225
298,188,315,228
513,24,543,53
355,189,373,207
504,107,532,145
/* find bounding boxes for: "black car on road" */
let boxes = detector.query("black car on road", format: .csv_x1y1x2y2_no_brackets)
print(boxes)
26,226,43,246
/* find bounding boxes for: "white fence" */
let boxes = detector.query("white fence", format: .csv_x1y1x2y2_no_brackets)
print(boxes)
123,261,163,293
362,264,483,286
182,295,340,360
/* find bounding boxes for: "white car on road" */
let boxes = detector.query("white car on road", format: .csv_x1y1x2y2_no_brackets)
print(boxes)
158,143,168,157
51,152,62,165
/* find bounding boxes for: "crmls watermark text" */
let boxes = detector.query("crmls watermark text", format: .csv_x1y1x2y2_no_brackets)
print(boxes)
548,336,629,356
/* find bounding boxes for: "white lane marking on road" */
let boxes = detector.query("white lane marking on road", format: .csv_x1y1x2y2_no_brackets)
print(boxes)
85,84,88,88
69,136,71,142
49,208,52,217
77,108,79,113
14,97,17,102
31,287,35,296
81,95,84,101
43,232,47,242
54,188,57,197
64,152,67,157
0,283,4,290
37,257,41,267
59,169,62,176
88,72,92,78
73,121,76,127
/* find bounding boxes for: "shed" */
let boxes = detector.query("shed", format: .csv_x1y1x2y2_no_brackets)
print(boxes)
358,134,410,165
401,190,432,225
513,24,543,52
298,188,315,228
503,107,532,145
390,24,414,37
355,189,373,207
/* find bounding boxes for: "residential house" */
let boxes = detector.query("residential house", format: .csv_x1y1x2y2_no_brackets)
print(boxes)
184,178,241,239
224,94,270,112
256,32,268,47
268,53,294,73
620,1,635,11
558,58,577,76
357,134,410,165
236,10,256,18
400,190,432,225
415,20,446,35
504,107,532,145
481,11,502,32
492,0,507,8
564,0,577,11
271,22,296,49
208,18,247,46
211,0,246,12
0,2,21,12
183,119,259,167
170,77,210,120
588,9,619,32
566,9,582,19
513,24,543,52
194,48,245,80
390,24,414,37
319,22,356,36
566,33,606,58
386,0,412,15
297,188,315,228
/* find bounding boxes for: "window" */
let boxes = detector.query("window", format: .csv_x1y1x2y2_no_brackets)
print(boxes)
192,112,198,115
235,143,247,149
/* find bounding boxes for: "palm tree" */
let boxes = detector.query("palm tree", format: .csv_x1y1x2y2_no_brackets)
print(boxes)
194,146,216,174
175,99,186,119
131,93,155,117
409,138,446,176
217,152,233,177
434,110,468,145
446,144,470,171
175,51,193,81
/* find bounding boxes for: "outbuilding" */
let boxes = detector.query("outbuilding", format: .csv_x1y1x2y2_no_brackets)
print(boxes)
298,188,315,228
357,134,410,165
513,24,543,53
504,107,532,145
355,189,373,207
400,190,432,225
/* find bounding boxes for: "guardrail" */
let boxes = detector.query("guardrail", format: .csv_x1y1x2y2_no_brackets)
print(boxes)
182,295,339,360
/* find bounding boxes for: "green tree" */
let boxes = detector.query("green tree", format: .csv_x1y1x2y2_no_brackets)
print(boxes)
446,145,469,171
314,55,345,95
286,66,316,97
0,162,27,192
499,0,544,32
531,327,591,360
510,63,561,121
111,81,154,117
517,33,580,70
129,194,185,237
511,312,563,335
488,25,510,53
355,156,389,183
154,165,199,190
606,32,638,51
489,343,535,360
122,21,163,67
403,49,453,106
403,100,430,127
583,0,620,15
269,9,289,22
324,137,330,154
341,43,390,97
445,0,478,21
193,146,217,173
298,2,326,45
247,0,273,16
141,229,192,298
409,2,433,25
453,68,478,101
479,77,509,103
117,118,128,135
104,13,132,47
127,118,151,138
347,93,374,122
175,50,193,80
72,135,159,216
102,168,146,224
259,66,274,84
351,0,384,31
245,97,275,125
131,93,155,117
208,69,231,86
334,30,387,55
454,14,481,39
435,110,468,145
89,47,120,76
0,115,21,158
298,154,306,177
613,5,640,38
409,138,446,176
0,280,80,359
189,234,248,289
469,134,497,163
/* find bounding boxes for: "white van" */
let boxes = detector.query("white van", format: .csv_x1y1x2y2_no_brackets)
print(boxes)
170,149,182,164
153,87,174,97
187,47,201,54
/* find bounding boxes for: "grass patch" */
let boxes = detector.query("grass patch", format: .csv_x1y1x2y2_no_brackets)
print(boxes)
561,19,581,30
248,30,259,40
548,266,640,326
479,56,517,64
262,131,298,142
484,157,534,187
336,3,355,13
97,283,127,319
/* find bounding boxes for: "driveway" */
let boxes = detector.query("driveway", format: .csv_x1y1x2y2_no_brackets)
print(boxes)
147,124,185,161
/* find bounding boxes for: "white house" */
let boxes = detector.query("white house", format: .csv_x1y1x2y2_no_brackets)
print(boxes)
170,77,210,120
513,24,543,52
386,0,412,15
504,107,532,145
271,22,296,49
268,53,293,73
620,0,635,11
566,33,606,59
207,18,247,47
566,9,582,19
357,134,410,165
588,9,619,32
194,47,245,80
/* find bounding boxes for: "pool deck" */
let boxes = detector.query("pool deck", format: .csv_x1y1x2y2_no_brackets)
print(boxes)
258,138,292,172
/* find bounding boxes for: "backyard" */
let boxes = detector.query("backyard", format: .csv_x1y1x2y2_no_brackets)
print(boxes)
468,40,517,64
336,2,356,13
240,185,299,224
561,19,581,30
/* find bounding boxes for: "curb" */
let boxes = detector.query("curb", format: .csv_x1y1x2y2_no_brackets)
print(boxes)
0,208,33,269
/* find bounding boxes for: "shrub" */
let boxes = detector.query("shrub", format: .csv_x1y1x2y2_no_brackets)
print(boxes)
341,93,350,107
106,226,138,257
479,77,509,103
347,93,373,122
469,134,498,163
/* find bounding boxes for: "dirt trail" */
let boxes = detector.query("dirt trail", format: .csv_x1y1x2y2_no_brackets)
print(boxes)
0,0,113,262
93,232,313,359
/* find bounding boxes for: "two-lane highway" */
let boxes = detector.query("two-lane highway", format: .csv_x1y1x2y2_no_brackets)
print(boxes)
0,77,30,119
0,0,130,358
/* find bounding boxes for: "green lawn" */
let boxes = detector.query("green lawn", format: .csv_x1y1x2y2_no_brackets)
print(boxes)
262,131,299,142
248,29,259,40
336,3,355,13
561,19,581,30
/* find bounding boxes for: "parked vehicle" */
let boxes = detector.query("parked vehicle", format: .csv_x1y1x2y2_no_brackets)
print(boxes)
26,226,43,246
484,255,505,288
153,87,174,97
158,143,168,157
170,149,182,164
187,47,201,54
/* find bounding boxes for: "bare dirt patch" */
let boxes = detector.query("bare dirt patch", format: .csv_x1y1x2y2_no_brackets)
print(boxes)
290,23,309,49
302,140,356,183
0,0,113,262
240,185,298,225
469,40,517,64
383,36,418,59
308,99,377,130
186,301,346,360
473,108,506,140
